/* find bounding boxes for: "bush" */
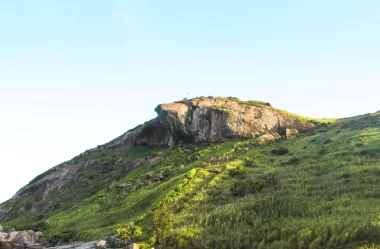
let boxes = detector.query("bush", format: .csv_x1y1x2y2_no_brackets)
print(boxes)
187,169,197,179
228,165,246,176
196,169,208,178
271,146,290,156
244,157,257,167
138,242,151,249
116,222,142,242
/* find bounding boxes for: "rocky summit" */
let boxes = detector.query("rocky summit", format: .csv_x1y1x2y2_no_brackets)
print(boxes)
103,97,317,149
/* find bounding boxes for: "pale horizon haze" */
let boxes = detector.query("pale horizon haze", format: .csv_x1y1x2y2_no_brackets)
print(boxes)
1,0,380,203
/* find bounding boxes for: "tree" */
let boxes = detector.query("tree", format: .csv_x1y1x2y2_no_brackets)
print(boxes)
116,222,142,242
150,205,174,248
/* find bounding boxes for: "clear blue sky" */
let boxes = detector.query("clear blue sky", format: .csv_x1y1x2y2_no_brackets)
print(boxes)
1,0,379,203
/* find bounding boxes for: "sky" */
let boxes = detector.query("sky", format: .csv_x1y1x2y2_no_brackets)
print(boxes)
0,0,380,203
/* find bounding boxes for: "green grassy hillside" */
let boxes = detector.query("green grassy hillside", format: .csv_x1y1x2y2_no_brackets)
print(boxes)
3,111,380,249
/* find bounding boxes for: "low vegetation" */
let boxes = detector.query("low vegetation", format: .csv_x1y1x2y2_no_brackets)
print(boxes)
2,111,380,248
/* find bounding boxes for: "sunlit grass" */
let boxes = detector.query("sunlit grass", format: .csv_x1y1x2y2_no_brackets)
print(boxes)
2,111,380,248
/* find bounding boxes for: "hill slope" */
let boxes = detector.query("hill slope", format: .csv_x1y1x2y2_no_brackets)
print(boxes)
2,97,380,249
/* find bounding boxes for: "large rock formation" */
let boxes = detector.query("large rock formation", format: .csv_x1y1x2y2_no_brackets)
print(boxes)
102,97,317,149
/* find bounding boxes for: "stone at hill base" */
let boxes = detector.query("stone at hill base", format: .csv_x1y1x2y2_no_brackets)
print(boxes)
0,241,14,249
0,233,9,241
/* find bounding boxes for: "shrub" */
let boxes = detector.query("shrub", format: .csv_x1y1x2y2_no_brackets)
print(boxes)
196,169,208,178
271,146,290,156
150,205,174,248
116,222,142,242
138,242,151,249
187,169,197,179
244,157,257,167
228,165,246,176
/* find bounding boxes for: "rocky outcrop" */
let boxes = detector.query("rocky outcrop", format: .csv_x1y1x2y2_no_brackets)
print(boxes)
12,154,162,203
0,233,8,241
102,97,317,149
0,230,41,249
15,163,80,201
105,235,128,249
9,231,42,245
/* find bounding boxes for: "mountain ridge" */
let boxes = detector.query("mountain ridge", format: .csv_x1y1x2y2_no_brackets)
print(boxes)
3,97,380,249
8,97,321,202
5,97,318,203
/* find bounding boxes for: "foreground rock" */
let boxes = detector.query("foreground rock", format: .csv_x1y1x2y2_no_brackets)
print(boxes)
0,241,14,249
105,234,128,249
0,233,8,242
0,230,42,249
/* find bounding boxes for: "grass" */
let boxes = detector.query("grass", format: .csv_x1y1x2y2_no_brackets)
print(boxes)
2,111,380,248
275,108,337,124
193,96,337,125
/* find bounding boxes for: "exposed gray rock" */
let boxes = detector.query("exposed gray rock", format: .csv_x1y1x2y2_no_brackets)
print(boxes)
257,134,278,144
0,230,42,246
0,232,9,241
102,98,317,149
15,163,80,201
13,231,32,245
8,232,19,243
286,128,299,139
106,234,128,248
129,243,138,249
96,240,106,249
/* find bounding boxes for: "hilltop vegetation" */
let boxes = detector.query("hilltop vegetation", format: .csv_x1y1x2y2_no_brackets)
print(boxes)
1,102,380,248
192,96,336,125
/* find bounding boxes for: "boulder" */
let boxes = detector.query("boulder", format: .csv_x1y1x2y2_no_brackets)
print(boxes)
0,225,3,232
106,234,128,248
0,233,8,241
33,233,42,242
257,134,277,144
0,241,14,249
12,231,33,245
208,168,222,173
129,243,138,249
7,231,41,246
8,233,19,243
96,240,106,249
286,128,299,139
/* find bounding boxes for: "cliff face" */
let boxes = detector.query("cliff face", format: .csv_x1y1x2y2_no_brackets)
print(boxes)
104,97,317,149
